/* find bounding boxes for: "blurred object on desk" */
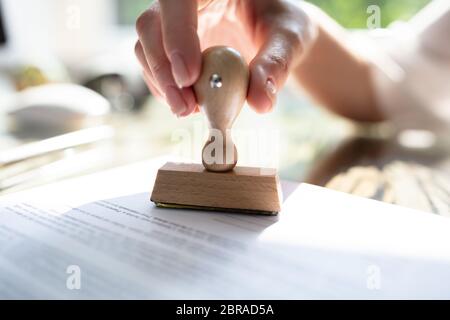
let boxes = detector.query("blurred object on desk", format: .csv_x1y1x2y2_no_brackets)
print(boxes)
1,58,70,92
0,125,114,166
326,162,449,216
71,51,149,112
306,136,450,216
0,103,174,195
13,65,49,90
0,0,14,66
82,73,148,113
0,126,114,192
0,1,6,45
6,83,111,138
0,0,145,113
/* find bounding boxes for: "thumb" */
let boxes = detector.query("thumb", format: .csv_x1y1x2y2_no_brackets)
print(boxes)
247,29,307,113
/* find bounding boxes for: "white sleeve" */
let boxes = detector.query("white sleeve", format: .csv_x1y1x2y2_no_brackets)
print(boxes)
352,0,450,137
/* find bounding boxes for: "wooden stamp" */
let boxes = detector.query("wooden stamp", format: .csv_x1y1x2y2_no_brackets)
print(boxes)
151,46,282,215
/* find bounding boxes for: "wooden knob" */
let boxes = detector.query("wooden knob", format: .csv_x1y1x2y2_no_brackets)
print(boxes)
193,46,249,172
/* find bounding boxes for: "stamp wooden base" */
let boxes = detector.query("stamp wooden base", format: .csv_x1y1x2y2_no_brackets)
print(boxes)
151,162,282,215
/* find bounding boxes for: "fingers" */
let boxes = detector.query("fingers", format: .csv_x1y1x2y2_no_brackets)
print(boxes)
136,6,197,117
248,29,303,113
135,41,163,98
143,71,163,100
159,0,201,88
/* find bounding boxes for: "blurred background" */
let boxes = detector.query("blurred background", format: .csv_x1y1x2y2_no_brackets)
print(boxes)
120,0,432,27
0,0,448,215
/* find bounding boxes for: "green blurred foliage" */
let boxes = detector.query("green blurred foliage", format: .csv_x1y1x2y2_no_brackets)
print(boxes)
308,0,431,28
118,0,431,28
117,0,152,25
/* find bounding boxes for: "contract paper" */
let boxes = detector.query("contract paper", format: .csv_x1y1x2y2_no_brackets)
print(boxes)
0,158,449,299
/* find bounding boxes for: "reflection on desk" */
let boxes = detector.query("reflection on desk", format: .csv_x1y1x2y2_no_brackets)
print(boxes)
305,137,450,216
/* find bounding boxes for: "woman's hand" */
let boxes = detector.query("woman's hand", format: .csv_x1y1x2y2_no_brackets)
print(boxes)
135,0,316,117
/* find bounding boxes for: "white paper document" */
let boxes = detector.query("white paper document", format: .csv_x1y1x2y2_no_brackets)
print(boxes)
0,158,449,299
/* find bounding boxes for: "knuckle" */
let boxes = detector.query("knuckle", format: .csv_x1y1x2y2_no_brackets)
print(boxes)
149,60,170,75
280,27,302,49
265,54,289,74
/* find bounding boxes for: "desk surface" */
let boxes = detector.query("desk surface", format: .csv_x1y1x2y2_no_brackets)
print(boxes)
0,94,449,216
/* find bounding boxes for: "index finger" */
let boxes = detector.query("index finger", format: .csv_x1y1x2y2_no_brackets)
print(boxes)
159,0,202,88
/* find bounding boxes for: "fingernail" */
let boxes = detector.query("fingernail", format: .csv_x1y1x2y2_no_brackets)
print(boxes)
170,52,190,88
265,79,277,111
266,78,277,96
165,85,187,116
